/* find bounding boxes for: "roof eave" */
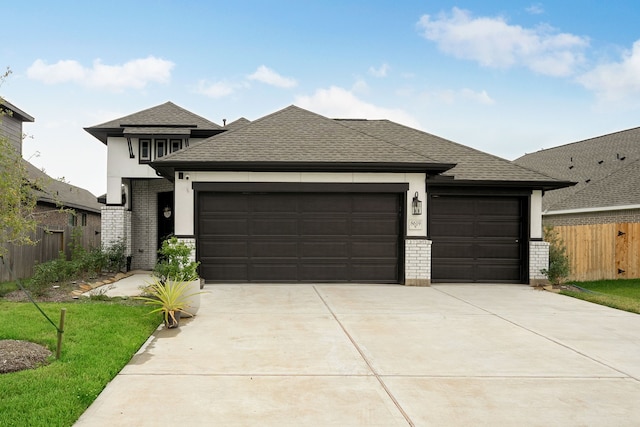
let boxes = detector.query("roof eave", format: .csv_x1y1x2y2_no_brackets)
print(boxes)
427,178,577,191
150,161,457,179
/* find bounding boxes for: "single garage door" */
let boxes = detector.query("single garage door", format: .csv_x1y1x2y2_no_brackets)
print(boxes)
197,192,401,283
430,195,525,283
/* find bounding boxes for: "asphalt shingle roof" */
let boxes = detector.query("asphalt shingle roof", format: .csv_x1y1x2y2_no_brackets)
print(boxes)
514,127,640,211
159,105,442,165
336,118,561,183
25,161,102,213
85,102,221,144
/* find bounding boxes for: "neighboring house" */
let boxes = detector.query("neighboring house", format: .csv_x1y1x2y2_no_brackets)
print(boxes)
514,127,640,280
0,100,102,281
86,102,571,285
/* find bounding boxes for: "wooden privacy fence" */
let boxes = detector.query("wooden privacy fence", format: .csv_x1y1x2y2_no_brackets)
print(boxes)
0,225,101,282
553,223,640,282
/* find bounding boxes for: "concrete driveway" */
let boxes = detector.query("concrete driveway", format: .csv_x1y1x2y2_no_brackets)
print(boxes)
75,283,640,426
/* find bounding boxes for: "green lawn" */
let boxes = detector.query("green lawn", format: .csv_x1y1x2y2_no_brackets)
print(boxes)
561,279,640,314
0,300,160,427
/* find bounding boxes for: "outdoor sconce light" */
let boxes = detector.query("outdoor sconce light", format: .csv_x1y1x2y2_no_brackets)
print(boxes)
163,206,172,219
412,192,422,215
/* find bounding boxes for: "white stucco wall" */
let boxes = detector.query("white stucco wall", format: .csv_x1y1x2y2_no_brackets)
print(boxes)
173,171,427,238
530,190,543,239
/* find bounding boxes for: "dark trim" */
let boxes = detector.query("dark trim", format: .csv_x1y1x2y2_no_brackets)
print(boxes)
529,237,544,242
173,235,195,239
151,161,456,179
192,182,410,193
428,184,532,197
428,178,575,192
405,235,430,240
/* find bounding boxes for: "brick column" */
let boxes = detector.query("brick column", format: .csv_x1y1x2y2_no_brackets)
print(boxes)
100,205,132,255
529,240,550,286
405,238,431,286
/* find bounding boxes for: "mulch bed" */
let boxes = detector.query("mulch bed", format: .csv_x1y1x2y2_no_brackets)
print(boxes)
0,340,52,374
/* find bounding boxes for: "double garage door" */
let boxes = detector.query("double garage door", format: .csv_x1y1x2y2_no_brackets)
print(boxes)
197,191,402,283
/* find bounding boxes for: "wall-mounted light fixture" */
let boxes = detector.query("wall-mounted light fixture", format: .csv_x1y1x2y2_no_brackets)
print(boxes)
163,206,172,219
412,192,422,215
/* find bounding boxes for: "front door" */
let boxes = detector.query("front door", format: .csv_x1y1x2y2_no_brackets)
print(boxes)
157,191,174,250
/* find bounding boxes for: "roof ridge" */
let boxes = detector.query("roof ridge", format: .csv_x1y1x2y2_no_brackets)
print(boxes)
348,119,564,183
520,125,640,156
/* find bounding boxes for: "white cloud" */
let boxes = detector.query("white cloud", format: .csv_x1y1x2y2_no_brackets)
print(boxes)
422,88,495,105
27,56,174,91
351,78,369,93
368,63,390,77
577,40,640,102
195,79,246,98
526,3,544,15
295,86,421,128
247,65,297,88
417,7,588,77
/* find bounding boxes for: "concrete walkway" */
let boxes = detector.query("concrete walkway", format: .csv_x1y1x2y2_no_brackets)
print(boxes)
75,283,640,426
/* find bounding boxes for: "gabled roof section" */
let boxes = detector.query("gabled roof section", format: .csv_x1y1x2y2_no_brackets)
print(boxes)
0,99,35,122
84,101,221,144
514,126,640,211
224,117,251,131
153,105,455,175
337,119,571,189
24,161,102,213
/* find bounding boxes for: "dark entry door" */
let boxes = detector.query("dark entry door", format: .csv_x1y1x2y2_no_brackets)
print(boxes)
197,192,401,283
429,195,525,283
157,191,174,250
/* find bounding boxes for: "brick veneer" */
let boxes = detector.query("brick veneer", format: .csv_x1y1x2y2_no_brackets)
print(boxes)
405,238,431,286
529,240,549,285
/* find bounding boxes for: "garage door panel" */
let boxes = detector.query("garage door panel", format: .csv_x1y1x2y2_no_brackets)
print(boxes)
200,218,248,236
300,196,350,213
252,195,298,213
252,218,298,235
352,218,399,235
301,219,349,235
201,240,248,257
477,221,520,238
351,241,398,258
476,242,520,259
250,241,299,258
198,192,401,283
200,193,248,212
300,264,349,281
351,263,399,281
432,242,476,258
301,241,349,258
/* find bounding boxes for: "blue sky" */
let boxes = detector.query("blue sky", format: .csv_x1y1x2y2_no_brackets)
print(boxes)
3,1,640,196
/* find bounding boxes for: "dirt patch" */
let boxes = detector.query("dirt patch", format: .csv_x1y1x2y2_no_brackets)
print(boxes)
0,340,52,374
2,273,120,303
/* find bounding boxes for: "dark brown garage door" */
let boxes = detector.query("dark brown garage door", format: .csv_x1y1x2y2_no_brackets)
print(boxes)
197,192,401,283
429,196,525,283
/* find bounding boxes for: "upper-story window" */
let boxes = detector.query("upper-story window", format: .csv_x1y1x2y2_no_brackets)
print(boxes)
137,137,184,164
170,139,182,153
156,139,167,158
139,139,151,163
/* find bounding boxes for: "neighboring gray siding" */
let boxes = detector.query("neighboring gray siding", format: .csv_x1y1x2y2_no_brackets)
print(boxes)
0,113,23,155
544,208,640,226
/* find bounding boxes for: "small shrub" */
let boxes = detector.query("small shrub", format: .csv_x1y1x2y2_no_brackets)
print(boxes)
541,226,570,285
154,237,199,282
103,239,126,272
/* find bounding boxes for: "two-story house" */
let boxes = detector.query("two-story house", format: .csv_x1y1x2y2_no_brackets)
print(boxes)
86,101,572,285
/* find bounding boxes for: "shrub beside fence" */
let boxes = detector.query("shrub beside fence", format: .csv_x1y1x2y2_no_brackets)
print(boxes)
0,225,100,282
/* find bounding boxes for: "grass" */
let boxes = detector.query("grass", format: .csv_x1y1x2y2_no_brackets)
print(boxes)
561,279,640,314
0,280,19,297
0,300,160,427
